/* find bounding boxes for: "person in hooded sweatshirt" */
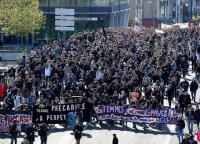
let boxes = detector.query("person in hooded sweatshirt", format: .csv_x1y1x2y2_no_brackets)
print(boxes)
112,134,118,144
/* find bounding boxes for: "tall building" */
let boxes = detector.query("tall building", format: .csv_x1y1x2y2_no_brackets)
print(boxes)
110,0,130,27
129,0,137,20
197,0,200,17
173,0,196,23
159,0,170,20
130,0,199,26
130,0,160,20
39,0,130,40
129,0,143,20
1,0,130,46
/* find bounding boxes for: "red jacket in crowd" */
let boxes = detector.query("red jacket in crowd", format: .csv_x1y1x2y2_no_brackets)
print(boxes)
0,83,7,97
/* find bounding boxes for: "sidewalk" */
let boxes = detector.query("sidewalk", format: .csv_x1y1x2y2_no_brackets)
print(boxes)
0,61,16,67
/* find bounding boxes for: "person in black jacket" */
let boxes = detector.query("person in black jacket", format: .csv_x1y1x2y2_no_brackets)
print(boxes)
181,133,191,144
178,92,186,115
185,106,195,135
189,135,198,144
182,134,198,144
73,122,83,144
194,105,200,130
190,79,198,102
38,123,48,144
185,93,192,108
176,116,185,144
9,120,18,144
166,85,173,108
191,54,197,73
181,78,189,92
26,123,36,144
83,98,93,125
112,134,118,144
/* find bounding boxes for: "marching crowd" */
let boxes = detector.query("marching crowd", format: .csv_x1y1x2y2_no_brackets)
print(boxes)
1,27,200,144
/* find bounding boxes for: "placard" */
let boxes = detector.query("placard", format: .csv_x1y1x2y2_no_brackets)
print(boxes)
0,111,31,133
95,105,181,124
55,8,75,16
32,103,84,124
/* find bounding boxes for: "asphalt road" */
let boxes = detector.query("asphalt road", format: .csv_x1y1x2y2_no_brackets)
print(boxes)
1,65,200,144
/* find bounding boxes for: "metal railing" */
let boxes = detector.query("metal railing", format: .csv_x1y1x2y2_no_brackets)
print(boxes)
0,45,31,51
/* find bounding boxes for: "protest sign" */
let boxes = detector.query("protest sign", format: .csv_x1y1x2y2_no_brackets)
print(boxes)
155,29,164,34
0,111,31,133
32,103,85,124
67,112,79,128
95,105,181,124
161,23,172,30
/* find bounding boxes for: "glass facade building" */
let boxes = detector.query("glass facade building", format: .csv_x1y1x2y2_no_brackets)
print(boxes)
1,0,130,46
40,0,110,7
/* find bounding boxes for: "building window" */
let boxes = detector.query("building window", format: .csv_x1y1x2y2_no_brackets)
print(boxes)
39,0,49,7
137,0,141,6
49,0,61,7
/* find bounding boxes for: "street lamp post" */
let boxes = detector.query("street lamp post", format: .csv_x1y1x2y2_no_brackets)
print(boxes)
148,0,153,18
176,0,180,22
118,0,121,27
142,0,144,26
164,0,166,20
46,0,49,43
90,0,91,28
136,0,138,18
190,0,193,20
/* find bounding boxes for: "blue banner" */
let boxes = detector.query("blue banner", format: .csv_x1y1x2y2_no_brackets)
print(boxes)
67,112,79,128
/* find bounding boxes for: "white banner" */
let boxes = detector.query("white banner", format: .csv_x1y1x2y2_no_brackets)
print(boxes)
55,20,75,27
55,27,74,31
55,16,98,21
161,23,172,30
55,8,75,16
55,16,75,21
76,17,98,21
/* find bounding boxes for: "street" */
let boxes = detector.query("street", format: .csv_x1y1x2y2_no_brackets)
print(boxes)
1,65,199,144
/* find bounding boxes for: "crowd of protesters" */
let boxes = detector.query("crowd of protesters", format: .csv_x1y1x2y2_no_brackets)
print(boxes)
1,27,200,144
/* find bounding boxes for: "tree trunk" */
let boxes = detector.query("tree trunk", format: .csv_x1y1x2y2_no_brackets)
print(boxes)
21,35,24,47
26,34,28,46
32,33,35,46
